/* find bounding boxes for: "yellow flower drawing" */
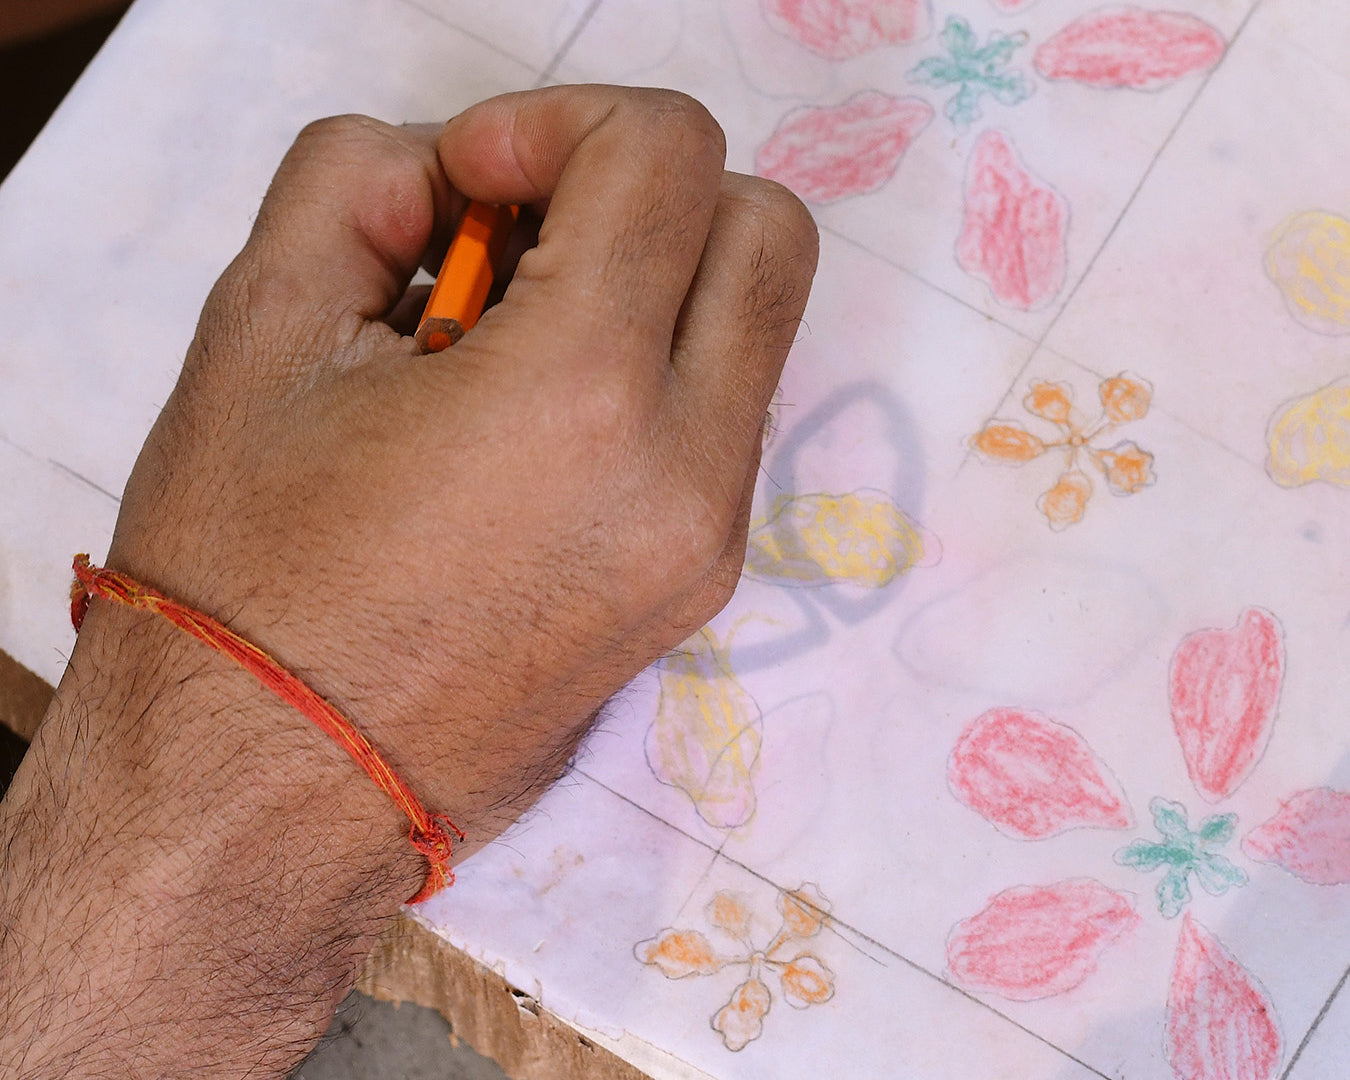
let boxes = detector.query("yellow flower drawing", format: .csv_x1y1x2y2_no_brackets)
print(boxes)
1265,210,1350,335
744,490,938,587
645,626,762,829
1265,379,1350,488
968,373,1156,529
635,883,836,1051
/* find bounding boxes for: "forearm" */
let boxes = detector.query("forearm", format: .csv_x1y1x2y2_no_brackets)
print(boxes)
0,602,419,1078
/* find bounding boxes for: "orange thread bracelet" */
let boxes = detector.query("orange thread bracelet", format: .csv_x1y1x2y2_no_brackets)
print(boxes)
70,554,463,904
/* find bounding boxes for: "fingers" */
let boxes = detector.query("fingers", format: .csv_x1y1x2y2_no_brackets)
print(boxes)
437,86,727,370
206,117,460,367
668,172,818,473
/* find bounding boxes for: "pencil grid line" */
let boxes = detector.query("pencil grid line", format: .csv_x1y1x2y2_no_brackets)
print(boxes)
1054,346,1272,476
956,0,1271,479
386,0,547,77
535,0,605,87
567,766,743,932
817,221,1043,349
575,768,1113,1079
0,430,122,506
1281,963,1350,1079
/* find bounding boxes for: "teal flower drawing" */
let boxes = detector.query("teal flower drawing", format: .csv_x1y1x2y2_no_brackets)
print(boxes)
909,15,1031,127
1115,798,1248,917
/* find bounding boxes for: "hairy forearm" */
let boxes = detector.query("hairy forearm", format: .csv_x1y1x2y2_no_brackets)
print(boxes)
0,603,420,1078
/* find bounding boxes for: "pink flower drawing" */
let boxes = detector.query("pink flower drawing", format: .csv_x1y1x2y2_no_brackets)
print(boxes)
946,607,1348,1080
755,3,1228,310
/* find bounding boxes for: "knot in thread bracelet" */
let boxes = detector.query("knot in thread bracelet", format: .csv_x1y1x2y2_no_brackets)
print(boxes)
70,554,462,904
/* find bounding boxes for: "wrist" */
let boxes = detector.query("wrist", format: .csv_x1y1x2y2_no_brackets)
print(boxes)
0,599,420,1077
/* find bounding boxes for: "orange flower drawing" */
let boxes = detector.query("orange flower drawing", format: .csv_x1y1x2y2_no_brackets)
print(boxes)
968,373,1156,529
634,883,836,1051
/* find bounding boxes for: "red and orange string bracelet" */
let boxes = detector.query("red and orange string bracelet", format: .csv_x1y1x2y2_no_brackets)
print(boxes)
70,554,462,904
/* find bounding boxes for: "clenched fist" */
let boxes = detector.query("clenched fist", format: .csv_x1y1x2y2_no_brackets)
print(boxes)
0,85,816,1080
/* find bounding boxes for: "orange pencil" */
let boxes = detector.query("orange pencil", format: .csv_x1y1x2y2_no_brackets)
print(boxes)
414,200,520,354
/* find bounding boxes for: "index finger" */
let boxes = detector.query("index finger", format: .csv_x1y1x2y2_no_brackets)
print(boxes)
437,86,728,369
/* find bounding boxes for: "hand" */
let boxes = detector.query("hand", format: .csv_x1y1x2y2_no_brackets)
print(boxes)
0,85,816,1078
113,83,817,842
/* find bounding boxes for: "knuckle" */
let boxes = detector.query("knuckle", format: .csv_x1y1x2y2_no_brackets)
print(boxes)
719,180,820,349
293,112,384,150
662,475,741,581
574,371,650,434
739,178,820,266
633,89,726,161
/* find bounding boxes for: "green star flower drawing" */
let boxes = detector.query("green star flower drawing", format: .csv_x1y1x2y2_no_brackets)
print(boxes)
1115,798,1248,918
909,15,1031,127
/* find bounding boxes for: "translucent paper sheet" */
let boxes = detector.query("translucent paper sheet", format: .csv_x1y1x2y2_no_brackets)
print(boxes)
1,2,1346,1077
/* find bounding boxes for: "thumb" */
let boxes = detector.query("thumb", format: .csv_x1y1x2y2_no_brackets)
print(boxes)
202,116,460,371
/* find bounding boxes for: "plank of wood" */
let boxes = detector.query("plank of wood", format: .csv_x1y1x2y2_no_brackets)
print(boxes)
0,648,53,741
359,916,651,1080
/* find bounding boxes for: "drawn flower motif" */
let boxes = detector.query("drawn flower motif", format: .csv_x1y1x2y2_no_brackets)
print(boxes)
743,489,940,587
1265,378,1350,488
1034,9,1227,91
1115,799,1248,918
645,626,763,829
762,0,932,60
969,373,1156,529
1265,211,1350,335
947,608,1343,1080
755,92,934,205
909,15,1031,126
635,883,836,1051
957,129,1068,311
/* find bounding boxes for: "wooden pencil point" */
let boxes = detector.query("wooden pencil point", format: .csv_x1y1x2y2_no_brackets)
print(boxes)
415,318,465,355
414,201,519,353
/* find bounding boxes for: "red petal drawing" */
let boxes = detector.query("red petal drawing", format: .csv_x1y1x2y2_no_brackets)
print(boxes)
957,129,1068,311
1166,915,1282,1080
947,879,1139,1000
756,92,933,204
949,707,1130,839
762,0,931,60
1242,788,1350,885
1035,8,1226,91
988,0,1037,10
1170,609,1284,802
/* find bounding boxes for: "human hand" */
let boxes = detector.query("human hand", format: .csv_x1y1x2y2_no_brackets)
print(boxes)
111,84,817,846
0,85,816,1078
